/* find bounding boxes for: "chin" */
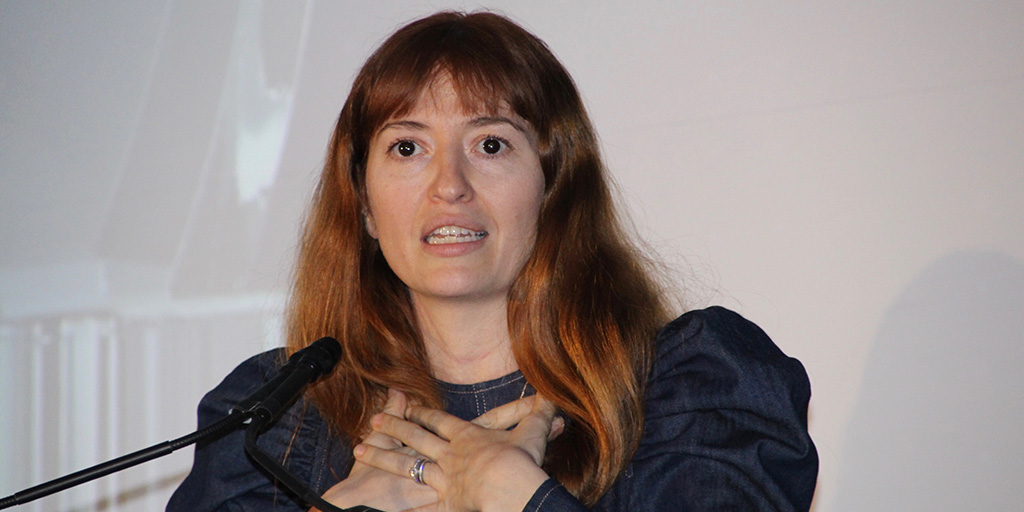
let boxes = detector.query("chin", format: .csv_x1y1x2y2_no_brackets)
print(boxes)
415,279,507,303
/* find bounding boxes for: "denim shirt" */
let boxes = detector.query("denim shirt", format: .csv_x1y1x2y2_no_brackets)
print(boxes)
168,307,818,511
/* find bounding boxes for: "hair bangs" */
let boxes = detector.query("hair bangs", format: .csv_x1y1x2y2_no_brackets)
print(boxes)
351,12,555,160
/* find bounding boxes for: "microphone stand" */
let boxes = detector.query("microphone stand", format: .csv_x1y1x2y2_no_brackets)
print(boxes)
0,411,248,509
245,414,380,512
0,336,384,512
0,405,383,512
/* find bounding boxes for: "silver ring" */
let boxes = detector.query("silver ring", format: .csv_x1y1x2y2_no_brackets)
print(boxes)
409,457,432,484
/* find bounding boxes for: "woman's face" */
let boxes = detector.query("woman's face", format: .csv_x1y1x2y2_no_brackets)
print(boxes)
364,78,546,307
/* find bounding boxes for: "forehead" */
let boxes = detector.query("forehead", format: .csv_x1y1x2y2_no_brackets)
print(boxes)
374,77,533,140
385,72,516,123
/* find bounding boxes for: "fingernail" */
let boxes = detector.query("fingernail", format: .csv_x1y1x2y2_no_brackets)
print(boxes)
552,416,565,435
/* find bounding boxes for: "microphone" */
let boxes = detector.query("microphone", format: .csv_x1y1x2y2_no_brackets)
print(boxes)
241,336,342,424
240,337,383,512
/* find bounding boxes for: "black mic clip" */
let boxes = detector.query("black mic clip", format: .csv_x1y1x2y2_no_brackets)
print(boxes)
232,336,342,424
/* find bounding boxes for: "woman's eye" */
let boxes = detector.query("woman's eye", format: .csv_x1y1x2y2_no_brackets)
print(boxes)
478,136,509,155
390,140,421,157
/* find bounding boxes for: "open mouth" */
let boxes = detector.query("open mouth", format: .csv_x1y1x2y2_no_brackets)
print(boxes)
425,226,487,245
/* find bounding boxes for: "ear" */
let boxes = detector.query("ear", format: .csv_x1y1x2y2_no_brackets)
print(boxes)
364,211,378,239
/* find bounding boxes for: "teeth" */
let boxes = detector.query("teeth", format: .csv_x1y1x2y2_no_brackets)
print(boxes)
427,225,487,245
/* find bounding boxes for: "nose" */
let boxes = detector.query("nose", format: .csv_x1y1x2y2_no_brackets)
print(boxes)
428,144,473,203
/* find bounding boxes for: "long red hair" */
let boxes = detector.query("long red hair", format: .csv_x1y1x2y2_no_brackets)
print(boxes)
286,11,669,504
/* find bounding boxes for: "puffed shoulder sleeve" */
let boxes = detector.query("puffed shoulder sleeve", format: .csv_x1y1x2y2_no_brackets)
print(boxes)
523,307,818,512
608,306,818,511
167,349,347,511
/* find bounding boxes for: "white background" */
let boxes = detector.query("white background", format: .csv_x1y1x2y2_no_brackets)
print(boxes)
2,1,1022,510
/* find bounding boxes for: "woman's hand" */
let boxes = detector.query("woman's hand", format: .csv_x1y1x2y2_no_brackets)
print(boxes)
355,391,564,512
317,390,438,512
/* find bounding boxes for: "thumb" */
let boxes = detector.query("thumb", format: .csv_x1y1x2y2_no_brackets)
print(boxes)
383,388,409,417
362,389,408,450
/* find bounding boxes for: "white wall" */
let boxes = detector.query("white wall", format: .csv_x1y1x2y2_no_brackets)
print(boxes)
2,1,1022,510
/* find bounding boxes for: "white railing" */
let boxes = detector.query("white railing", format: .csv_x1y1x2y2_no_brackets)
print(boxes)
1,306,279,511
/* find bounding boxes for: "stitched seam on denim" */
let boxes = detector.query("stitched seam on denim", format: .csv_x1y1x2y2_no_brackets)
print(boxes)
441,374,525,394
475,385,483,416
312,417,327,492
533,483,560,511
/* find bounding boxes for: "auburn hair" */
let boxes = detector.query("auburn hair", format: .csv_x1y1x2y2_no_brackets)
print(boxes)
286,11,669,505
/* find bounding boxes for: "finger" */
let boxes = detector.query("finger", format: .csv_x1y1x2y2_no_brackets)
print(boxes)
402,503,439,512
383,388,409,417
356,437,419,459
513,395,559,438
354,443,444,490
404,405,469,442
373,410,449,458
361,429,400,449
548,416,565,441
361,389,409,450
402,503,440,512
531,394,557,416
353,443,419,480
472,394,536,429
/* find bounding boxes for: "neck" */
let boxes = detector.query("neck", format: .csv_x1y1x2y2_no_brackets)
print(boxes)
412,295,518,384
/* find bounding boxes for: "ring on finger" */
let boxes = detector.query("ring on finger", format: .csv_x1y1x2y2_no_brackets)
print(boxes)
408,457,433,485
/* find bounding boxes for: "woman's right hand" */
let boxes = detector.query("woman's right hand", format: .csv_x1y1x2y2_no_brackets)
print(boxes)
316,389,438,512
316,390,551,512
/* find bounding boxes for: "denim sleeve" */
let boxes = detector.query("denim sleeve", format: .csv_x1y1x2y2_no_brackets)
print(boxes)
167,349,349,511
525,307,818,512
523,480,587,512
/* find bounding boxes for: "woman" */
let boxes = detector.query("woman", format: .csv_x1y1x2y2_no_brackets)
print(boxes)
169,11,818,512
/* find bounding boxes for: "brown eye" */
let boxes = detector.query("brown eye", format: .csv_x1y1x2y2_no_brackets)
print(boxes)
396,140,417,157
481,137,505,155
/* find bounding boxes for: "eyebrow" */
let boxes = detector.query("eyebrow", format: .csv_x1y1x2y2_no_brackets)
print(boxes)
377,120,428,134
376,116,528,136
468,116,528,134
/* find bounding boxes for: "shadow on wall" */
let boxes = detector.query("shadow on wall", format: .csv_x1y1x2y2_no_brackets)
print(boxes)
833,250,1024,510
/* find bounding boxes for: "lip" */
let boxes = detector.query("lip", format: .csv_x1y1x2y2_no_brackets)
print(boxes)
421,216,488,256
421,216,488,241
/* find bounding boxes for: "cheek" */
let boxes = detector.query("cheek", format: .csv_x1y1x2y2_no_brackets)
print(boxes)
371,209,410,274
507,177,546,243
365,174,403,238
523,169,546,226
368,202,408,243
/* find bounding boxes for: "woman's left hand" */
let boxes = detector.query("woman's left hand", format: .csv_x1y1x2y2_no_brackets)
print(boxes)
354,391,563,512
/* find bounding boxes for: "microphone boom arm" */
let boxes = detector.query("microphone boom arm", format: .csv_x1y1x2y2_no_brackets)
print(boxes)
0,410,249,509
0,337,381,512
